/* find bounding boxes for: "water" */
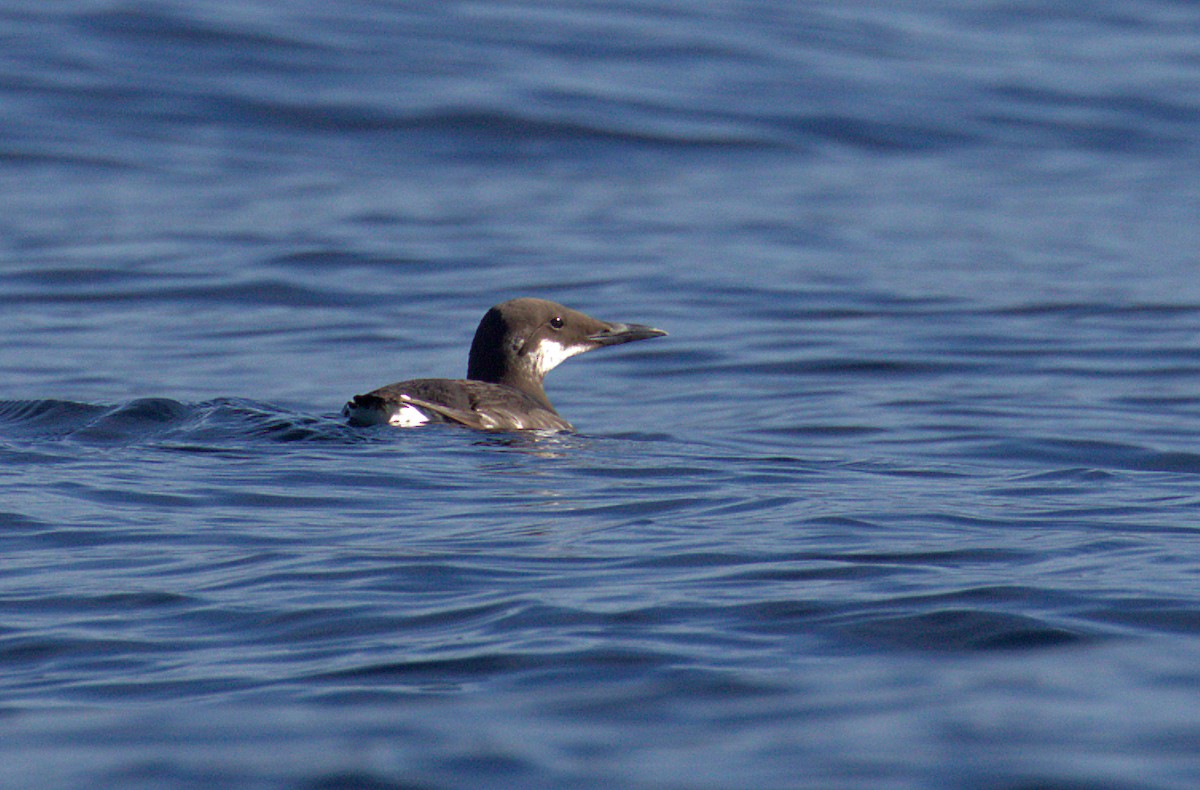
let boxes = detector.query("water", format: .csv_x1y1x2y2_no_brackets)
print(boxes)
3,1,1200,788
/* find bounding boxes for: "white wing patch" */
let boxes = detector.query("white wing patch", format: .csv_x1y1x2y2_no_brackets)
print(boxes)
388,403,430,427
531,339,588,376
343,398,430,427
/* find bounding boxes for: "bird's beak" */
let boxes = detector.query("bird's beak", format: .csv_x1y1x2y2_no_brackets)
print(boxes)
588,322,668,347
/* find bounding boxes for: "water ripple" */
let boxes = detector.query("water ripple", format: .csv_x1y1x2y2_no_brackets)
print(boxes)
4,2,1200,788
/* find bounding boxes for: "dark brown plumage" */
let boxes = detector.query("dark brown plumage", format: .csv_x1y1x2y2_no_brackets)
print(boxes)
343,298,666,432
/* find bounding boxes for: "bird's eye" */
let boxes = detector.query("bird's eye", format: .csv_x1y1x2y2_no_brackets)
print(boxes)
549,316,565,330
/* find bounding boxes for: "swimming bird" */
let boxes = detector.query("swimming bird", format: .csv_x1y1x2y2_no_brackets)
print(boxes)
343,298,666,432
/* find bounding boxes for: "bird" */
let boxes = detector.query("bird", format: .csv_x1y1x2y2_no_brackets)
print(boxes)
343,298,666,432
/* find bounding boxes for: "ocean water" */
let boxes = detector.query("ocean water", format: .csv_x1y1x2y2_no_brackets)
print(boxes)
3,1,1200,788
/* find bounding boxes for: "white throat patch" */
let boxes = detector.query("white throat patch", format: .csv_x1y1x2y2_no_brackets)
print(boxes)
530,339,588,376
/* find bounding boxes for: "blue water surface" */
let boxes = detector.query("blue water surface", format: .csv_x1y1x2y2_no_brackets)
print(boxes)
3,1,1200,788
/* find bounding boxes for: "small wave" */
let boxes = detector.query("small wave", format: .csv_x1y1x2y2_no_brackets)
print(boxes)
0,398,354,448
215,101,987,155
0,400,113,440
981,437,1200,475
214,99,783,151
990,301,1200,319
76,4,324,55
0,277,372,308
779,113,978,152
980,85,1199,154
711,357,972,378
835,608,1092,652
